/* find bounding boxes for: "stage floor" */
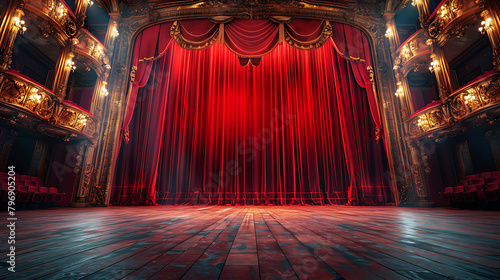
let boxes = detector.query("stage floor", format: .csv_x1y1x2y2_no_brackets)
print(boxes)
3,206,500,279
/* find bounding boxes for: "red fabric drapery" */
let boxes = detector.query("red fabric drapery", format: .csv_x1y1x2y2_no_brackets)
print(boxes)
113,20,391,205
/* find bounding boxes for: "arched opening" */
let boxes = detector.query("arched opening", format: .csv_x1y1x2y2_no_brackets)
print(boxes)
111,19,394,206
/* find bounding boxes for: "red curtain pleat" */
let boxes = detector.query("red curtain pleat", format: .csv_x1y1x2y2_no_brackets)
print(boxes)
112,40,393,205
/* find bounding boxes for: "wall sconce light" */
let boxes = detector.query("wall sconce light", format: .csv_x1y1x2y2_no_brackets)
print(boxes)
87,0,94,6
112,27,119,37
411,0,419,7
417,115,427,127
58,5,67,18
395,83,404,97
79,116,87,126
429,60,439,73
101,82,109,96
401,46,410,57
66,58,76,72
13,15,27,34
385,28,393,38
479,18,492,35
29,89,42,103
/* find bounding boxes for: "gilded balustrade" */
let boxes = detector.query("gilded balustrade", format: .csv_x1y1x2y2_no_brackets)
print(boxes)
0,70,97,140
25,0,78,43
74,29,110,74
393,29,432,76
407,71,500,139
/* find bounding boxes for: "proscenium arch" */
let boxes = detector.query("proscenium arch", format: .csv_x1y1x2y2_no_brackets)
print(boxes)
101,4,412,206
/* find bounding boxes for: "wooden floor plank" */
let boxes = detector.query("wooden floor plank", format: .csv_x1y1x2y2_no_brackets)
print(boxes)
1,206,500,280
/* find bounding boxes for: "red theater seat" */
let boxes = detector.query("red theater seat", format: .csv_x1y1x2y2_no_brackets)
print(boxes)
29,186,44,203
465,174,478,181
450,186,465,204
439,187,454,202
480,172,492,178
17,185,31,203
493,171,500,177
462,185,479,203
468,178,485,188
49,188,65,203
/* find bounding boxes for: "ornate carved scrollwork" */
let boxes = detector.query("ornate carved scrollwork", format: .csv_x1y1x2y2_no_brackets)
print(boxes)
407,72,500,139
0,73,57,120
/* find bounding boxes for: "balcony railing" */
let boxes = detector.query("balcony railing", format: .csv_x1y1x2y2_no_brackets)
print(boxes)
407,71,500,139
74,29,110,75
393,29,432,76
0,70,97,140
427,0,481,46
25,0,78,43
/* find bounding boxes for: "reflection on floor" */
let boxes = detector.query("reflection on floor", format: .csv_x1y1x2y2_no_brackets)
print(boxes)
3,206,500,279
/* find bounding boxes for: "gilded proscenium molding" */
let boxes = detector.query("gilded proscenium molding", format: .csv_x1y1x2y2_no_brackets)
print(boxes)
24,0,78,44
427,0,481,46
0,71,98,140
392,29,432,77
94,0,414,206
407,72,500,139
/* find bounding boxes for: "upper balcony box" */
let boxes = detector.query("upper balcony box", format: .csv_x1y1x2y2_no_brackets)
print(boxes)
393,29,432,76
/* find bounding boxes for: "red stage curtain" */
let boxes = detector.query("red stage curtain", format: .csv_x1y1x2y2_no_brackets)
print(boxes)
285,19,324,42
224,19,280,57
112,20,392,206
121,22,173,139
331,23,383,142
112,39,392,206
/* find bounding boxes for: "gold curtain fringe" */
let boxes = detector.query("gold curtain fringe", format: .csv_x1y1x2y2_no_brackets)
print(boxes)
284,21,333,50
170,21,220,51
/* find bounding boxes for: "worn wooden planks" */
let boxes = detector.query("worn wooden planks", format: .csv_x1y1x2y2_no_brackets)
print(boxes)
1,206,500,279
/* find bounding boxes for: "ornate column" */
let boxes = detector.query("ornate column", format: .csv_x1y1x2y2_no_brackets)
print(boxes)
428,42,454,101
71,141,93,207
50,44,75,99
74,0,92,27
0,0,26,73
479,0,500,70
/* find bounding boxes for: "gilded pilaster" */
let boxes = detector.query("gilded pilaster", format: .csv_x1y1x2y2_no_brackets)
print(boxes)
50,44,75,99
413,0,432,28
479,0,500,70
0,0,25,73
429,44,454,100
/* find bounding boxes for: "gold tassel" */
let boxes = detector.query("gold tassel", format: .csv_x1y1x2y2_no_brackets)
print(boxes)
279,23,284,44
